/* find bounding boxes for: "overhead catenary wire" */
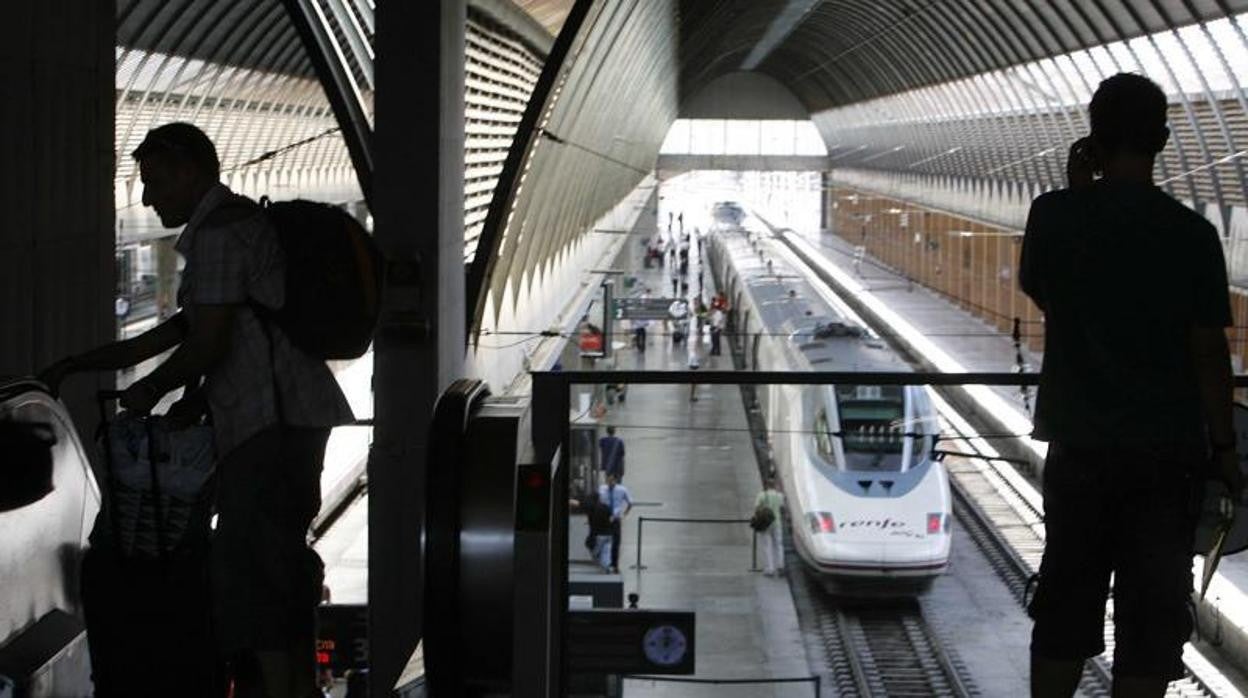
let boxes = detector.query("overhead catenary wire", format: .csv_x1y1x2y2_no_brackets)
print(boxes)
482,327,1044,340
538,129,650,176
576,420,1034,441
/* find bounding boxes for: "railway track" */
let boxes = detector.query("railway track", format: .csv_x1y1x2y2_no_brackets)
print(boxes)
788,550,977,697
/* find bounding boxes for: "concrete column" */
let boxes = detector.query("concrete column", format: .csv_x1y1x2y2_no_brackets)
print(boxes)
0,2,114,427
369,1,466,695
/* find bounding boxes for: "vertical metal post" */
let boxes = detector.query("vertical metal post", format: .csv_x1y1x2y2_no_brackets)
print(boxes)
632,516,646,570
601,280,613,360
531,372,571,695
369,1,465,696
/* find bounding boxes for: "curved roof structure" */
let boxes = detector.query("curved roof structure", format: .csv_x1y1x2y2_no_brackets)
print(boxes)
114,0,1248,327
115,0,372,211
678,1,1248,110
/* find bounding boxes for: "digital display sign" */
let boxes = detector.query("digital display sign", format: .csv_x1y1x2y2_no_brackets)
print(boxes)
317,604,368,674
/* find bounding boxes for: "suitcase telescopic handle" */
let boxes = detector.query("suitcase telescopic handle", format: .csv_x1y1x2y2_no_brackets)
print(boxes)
96,389,169,559
97,389,124,423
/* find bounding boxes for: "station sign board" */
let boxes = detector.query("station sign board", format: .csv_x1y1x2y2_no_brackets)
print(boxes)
567,609,695,675
616,297,680,321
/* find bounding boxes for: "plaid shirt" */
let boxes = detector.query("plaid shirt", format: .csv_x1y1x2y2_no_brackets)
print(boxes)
176,184,354,455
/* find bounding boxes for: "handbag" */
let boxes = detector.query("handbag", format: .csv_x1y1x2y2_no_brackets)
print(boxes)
96,407,216,558
750,505,775,532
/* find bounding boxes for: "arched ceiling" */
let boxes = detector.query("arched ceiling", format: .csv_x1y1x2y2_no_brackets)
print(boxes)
680,0,1248,113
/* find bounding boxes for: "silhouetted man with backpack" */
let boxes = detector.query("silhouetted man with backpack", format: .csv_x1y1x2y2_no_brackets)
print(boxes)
1021,75,1241,698
42,122,355,697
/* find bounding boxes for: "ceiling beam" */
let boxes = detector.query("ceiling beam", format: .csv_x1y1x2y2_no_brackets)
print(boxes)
740,0,822,71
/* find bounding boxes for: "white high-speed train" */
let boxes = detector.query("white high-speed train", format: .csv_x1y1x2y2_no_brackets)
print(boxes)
707,221,951,590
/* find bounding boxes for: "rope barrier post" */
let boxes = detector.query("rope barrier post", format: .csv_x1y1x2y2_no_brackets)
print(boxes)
750,530,760,572
631,516,647,570
814,675,821,698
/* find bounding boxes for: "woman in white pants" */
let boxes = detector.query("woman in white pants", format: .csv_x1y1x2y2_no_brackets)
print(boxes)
755,479,786,576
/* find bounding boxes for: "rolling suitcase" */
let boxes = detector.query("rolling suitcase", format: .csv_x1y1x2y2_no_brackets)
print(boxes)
81,391,222,697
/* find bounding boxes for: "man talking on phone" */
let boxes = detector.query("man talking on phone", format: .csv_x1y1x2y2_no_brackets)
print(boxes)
1021,73,1240,697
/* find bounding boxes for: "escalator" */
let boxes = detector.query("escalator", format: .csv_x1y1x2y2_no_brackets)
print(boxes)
0,379,100,695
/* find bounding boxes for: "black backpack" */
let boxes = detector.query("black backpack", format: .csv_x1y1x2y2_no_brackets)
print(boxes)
750,505,775,532
217,197,383,360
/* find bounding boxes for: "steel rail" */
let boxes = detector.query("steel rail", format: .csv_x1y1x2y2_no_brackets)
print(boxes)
786,551,976,697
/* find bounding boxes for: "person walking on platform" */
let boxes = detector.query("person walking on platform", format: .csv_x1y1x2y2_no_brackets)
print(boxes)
1021,74,1240,698
579,492,614,573
599,425,626,482
599,473,632,574
710,305,725,357
41,122,354,698
668,299,689,346
694,297,709,345
633,288,651,352
754,479,785,576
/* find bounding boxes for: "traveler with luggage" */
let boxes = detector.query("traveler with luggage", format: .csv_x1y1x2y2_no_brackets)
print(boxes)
633,288,652,352
668,299,689,345
753,479,785,576
578,492,614,573
41,122,364,697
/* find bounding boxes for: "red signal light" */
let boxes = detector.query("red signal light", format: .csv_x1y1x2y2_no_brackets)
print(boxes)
927,513,942,535
516,464,551,531
523,469,547,490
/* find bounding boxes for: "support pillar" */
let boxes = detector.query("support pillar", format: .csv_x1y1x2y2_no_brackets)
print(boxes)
369,2,466,696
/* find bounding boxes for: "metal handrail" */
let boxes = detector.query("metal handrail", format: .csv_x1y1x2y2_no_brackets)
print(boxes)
621,673,821,697
630,516,759,572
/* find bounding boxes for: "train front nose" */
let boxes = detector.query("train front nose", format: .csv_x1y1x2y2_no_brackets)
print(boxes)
810,534,949,577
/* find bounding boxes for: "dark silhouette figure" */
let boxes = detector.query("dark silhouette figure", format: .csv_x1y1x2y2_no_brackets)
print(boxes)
41,122,353,697
599,425,626,481
1021,74,1240,698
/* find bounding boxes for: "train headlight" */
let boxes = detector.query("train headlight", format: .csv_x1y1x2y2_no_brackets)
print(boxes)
807,512,835,534
927,512,945,535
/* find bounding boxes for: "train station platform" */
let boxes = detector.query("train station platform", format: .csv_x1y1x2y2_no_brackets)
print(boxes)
566,217,814,696
309,196,1248,695
565,198,1040,695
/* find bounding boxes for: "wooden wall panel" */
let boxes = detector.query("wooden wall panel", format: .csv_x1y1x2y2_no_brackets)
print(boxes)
828,184,1041,354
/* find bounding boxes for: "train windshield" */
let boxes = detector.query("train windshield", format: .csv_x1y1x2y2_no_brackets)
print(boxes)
834,385,907,472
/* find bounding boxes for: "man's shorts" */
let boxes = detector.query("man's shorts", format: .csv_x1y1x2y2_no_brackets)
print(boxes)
1028,442,1202,680
211,426,330,653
